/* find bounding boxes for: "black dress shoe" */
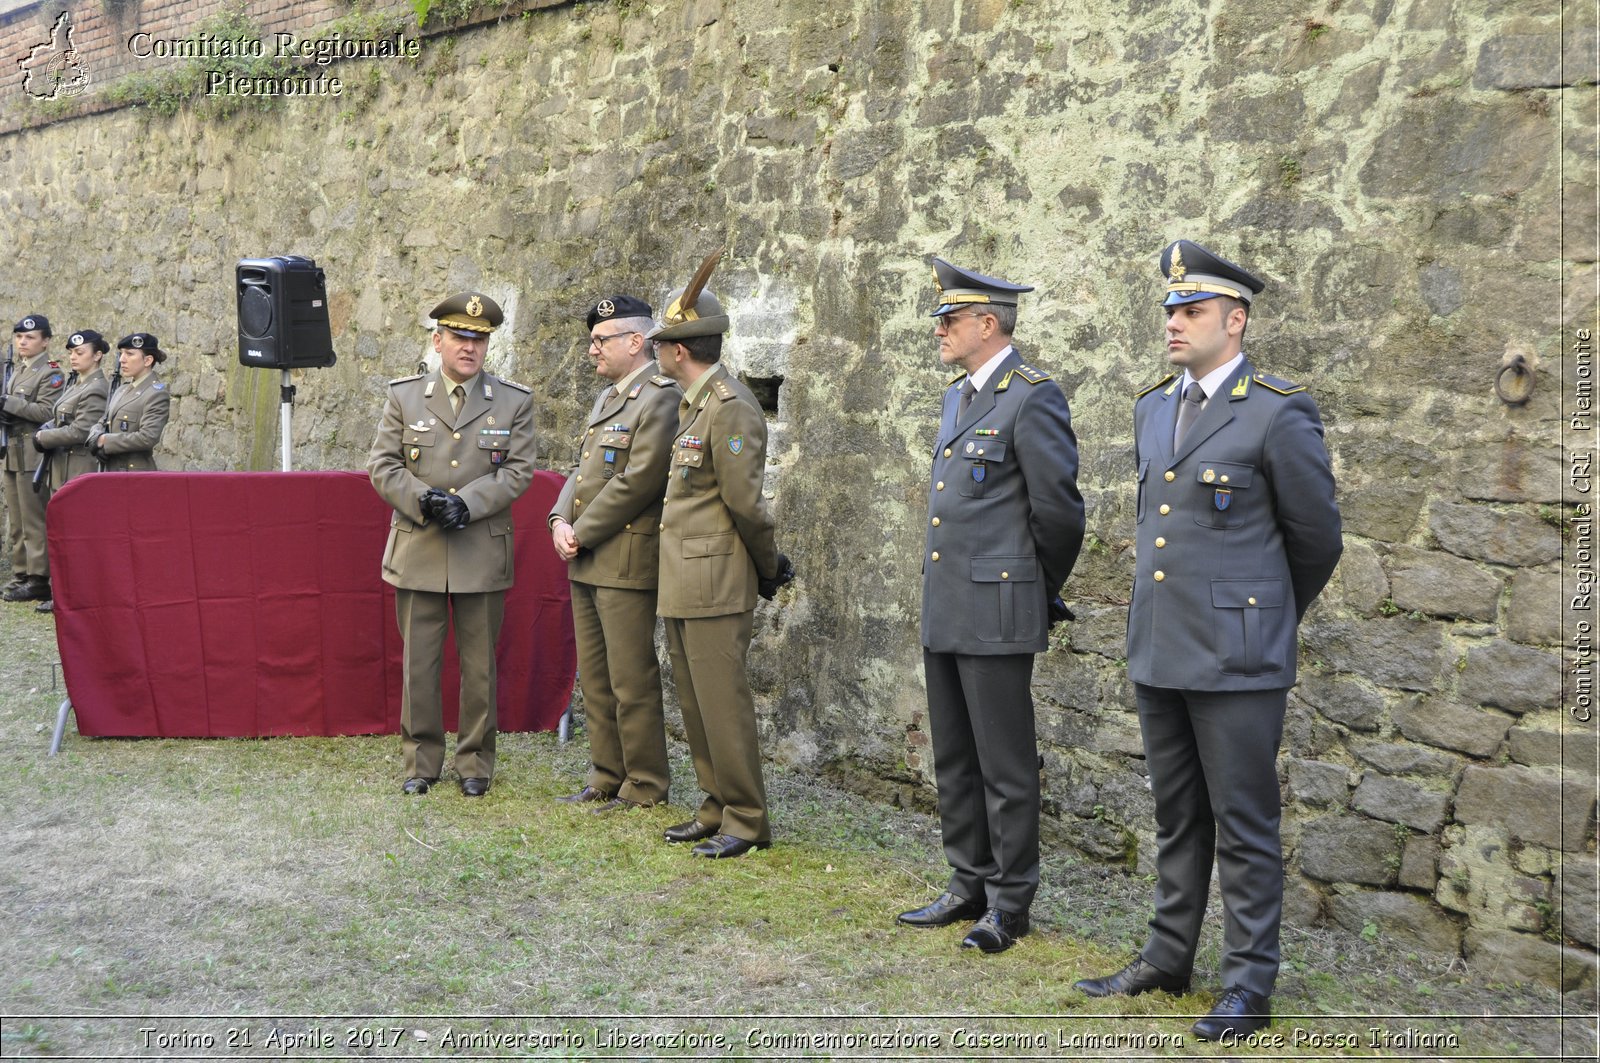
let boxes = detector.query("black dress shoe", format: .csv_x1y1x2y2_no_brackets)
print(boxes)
401,777,437,795
1073,956,1190,997
460,777,490,797
557,785,609,804
897,891,986,928
960,908,1030,953
33,599,52,613
663,819,717,843
4,578,47,602
689,833,770,859
1192,987,1271,1041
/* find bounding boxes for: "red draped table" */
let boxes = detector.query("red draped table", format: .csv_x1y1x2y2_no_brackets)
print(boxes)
47,470,575,739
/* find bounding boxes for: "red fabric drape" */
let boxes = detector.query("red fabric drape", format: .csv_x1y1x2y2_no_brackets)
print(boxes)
48,470,575,738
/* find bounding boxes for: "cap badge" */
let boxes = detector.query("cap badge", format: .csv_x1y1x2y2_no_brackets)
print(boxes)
70,334,83,346
21,318,35,330
486,416,496,426
1169,245,1187,282
597,299,616,318
131,335,145,349
465,295,483,318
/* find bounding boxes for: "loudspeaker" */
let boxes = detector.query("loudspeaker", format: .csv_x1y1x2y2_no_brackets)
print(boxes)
236,256,337,369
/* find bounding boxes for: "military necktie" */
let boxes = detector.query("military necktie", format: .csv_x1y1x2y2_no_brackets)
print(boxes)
450,384,465,417
1174,381,1205,449
959,378,976,416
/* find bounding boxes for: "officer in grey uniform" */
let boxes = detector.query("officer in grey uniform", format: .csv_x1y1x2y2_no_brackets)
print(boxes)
898,259,1084,953
1074,241,1342,1042
551,294,679,813
1,314,65,602
368,292,537,797
650,250,792,859
88,334,171,472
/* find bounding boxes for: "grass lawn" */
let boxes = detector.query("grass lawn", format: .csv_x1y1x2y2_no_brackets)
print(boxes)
0,602,1585,1059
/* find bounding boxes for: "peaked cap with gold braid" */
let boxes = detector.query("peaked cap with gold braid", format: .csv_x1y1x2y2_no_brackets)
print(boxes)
928,257,1033,317
1159,240,1265,307
646,247,729,341
430,291,504,337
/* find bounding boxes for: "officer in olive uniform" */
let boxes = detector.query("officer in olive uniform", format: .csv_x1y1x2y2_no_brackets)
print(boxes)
32,329,112,614
367,292,537,797
37,330,111,491
898,259,1084,953
1074,241,1341,1042
1,315,66,602
88,334,171,472
550,294,679,813
650,252,791,859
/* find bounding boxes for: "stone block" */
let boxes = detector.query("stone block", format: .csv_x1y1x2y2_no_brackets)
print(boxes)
1283,757,1350,807
1331,539,1388,616
1430,502,1562,567
1328,889,1462,955
1460,641,1563,714
1353,774,1451,833
1465,928,1598,991
1300,617,1450,692
1507,724,1600,773
1359,97,1550,199
1419,262,1463,317
1458,442,1565,505
1299,814,1400,886
1283,876,1324,928
1066,604,1129,660
1393,698,1511,758
1400,836,1441,891
1557,855,1598,948
1455,763,1597,851
1298,673,1385,731
1507,571,1563,645
1349,741,1459,786
1475,30,1598,90
1387,545,1502,622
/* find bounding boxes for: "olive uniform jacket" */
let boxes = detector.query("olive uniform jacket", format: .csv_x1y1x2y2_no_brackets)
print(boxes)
98,372,171,471
1126,359,1342,691
657,364,779,619
922,348,1085,656
368,369,537,595
549,369,680,589
2,354,66,474
36,369,109,489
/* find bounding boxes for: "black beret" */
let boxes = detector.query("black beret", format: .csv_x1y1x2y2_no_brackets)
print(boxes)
586,295,653,331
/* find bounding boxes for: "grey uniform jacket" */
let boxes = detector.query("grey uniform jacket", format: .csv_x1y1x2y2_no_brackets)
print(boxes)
921,348,1085,655
99,373,171,471
1126,359,1342,691
35,369,109,487
2,355,65,474
550,371,680,589
368,369,537,594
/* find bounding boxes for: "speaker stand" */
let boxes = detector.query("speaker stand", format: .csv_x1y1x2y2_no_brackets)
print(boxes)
279,370,296,472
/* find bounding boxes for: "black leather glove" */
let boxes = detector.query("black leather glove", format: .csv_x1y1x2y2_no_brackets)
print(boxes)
1048,595,1075,626
758,552,796,600
437,494,471,531
85,425,105,456
419,487,449,522
30,426,48,453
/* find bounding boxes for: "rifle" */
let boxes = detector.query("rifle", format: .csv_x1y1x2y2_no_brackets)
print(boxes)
94,366,121,473
0,342,13,450
31,370,75,493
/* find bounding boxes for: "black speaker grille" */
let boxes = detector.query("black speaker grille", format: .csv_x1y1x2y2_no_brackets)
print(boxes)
239,286,273,339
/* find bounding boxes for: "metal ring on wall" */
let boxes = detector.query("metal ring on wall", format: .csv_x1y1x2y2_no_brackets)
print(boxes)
1494,354,1535,406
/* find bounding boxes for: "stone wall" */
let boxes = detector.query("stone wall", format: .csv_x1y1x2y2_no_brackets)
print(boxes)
0,0,1593,988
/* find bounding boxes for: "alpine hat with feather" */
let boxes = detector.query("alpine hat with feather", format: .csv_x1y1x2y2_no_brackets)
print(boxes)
647,247,729,341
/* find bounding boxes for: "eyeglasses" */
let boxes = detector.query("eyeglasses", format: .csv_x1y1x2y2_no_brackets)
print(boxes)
935,311,987,329
589,330,638,349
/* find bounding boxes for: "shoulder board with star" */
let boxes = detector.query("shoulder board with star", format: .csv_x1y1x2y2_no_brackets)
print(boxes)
1252,373,1306,395
387,373,425,387
1012,362,1050,384
712,378,735,400
1136,373,1177,398
497,377,532,394
649,374,676,388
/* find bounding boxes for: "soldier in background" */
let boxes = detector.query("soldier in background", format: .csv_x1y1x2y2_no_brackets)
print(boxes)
551,295,679,814
1,314,65,603
898,259,1084,954
31,329,112,613
650,251,792,859
87,333,170,472
367,292,536,798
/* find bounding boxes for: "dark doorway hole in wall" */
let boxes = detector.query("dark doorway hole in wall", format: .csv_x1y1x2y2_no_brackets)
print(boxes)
744,375,783,414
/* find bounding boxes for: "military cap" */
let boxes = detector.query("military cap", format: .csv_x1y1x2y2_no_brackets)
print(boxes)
430,292,503,338
68,329,109,353
586,294,652,331
13,314,51,336
647,248,729,341
117,332,166,362
929,258,1034,317
1160,240,1266,306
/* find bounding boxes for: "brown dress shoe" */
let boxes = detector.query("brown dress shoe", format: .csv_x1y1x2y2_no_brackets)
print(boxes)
557,785,609,804
663,819,717,843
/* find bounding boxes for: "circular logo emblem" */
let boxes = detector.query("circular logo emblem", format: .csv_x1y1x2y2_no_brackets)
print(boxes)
965,441,976,454
465,295,483,318
597,299,616,318
21,318,35,330
70,333,84,346
131,335,145,349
